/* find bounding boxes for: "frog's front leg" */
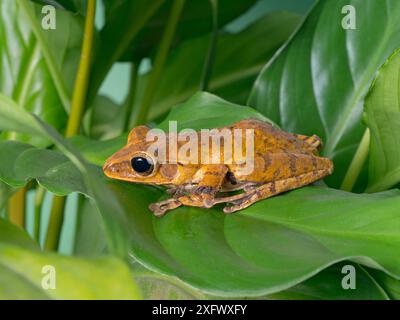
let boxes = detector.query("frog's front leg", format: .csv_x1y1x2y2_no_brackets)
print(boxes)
177,165,228,208
149,198,182,217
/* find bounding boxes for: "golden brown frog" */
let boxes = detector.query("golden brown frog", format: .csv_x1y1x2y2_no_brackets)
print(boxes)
103,119,333,216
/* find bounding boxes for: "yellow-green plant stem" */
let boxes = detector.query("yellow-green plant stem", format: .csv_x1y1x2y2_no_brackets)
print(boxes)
44,196,66,250
45,0,96,251
200,0,218,91
341,129,370,192
8,188,26,228
65,1,96,137
132,0,185,126
123,63,137,132
33,186,45,242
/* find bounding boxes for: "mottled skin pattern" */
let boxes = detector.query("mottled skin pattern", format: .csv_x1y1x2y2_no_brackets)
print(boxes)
103,119,334,216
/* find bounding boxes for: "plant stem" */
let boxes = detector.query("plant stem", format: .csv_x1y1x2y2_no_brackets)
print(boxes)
341,129,370,192
132,0,185,126
65,0,97,138
7,188,26,228
45,0,96,251
200,0,219,91
122,63,137,132
33,186,45,242
44,196,66,250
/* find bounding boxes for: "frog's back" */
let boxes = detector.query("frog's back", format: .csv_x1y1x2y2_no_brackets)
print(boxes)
228,119,317,155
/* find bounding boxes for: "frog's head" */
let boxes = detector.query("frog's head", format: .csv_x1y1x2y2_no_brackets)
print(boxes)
103,126,185,185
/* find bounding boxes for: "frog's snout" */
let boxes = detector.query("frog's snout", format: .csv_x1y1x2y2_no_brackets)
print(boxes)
102,159,115,177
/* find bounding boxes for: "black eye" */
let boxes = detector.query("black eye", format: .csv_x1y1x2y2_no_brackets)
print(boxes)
131,156,154,175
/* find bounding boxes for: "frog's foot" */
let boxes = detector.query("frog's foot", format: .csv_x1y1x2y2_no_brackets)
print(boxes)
177,186,218,208
294,133,322,150
149,198,182,217
216,168,331,214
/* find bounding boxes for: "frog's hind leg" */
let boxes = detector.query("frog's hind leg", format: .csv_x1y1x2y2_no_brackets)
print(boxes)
294,134,322,150
216,168,331,214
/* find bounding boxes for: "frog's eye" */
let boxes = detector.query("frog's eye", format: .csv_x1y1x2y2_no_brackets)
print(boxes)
131,156,154,176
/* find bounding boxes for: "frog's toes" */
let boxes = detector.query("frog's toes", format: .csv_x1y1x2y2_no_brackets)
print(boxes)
149,203,167,217
149,199,182,217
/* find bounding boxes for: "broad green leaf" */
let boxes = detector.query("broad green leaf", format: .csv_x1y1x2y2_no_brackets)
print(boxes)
0,140,87,195
88,0,166,100
0,94,47,145
84,95,124,140
0,218,39,250
248,0,400,188
157,92,272,131
133,261,389,300
0,0,71,145
114,182,400,296
369,269,400,300
0,218,139,299
69,134,127,167
108,0,258,62
364,49,400,192
0,244,140,299
135,12,301,121
74,197,107,256
0,181,14,211
266,263,389,300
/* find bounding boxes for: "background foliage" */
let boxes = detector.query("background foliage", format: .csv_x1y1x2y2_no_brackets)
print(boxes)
0,0,400,299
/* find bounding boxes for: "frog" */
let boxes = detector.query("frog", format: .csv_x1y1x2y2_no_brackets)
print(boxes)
103,119,333,216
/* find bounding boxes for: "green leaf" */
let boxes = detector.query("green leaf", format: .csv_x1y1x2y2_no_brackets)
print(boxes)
0,218,39,250
110,0,258,62
0,181,14,211
158,92,273,131
88,0,166,100
114,183,400,296
74,197,107,256
0,140,87,195
369,269,400,300
0,244,140,299
266,263,389,300
364,49,400,192
133,261,389,300
0,0,74,145
0,218,139,299
248,0,400,188
30,0,84,13
135,12,301,121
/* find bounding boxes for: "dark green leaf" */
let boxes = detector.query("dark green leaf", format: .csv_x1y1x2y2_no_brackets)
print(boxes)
364,49,400,192
135,12,301,121
29,0,83,13
248,0,400,188
88,0,166,100
109,0,258,62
